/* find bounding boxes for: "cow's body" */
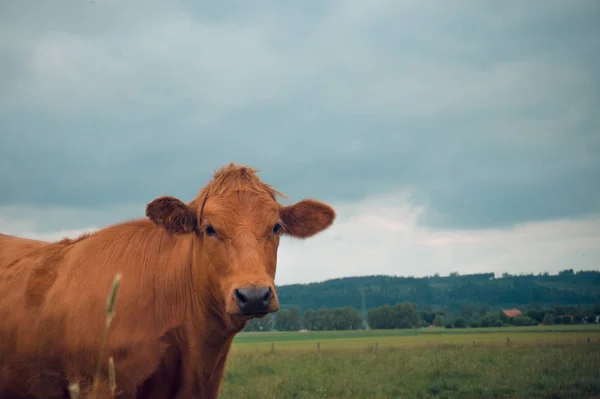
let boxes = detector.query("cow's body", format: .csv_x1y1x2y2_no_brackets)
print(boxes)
0,164,335,398
0,233,48,267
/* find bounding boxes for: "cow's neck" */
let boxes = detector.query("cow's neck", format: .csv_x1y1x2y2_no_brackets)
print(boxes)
153,320,235,399
183,323,236,399
173,239,241,398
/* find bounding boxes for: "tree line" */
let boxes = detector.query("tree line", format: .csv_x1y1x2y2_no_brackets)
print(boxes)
244,301,600,332
244,306,363,332
275,270,600,314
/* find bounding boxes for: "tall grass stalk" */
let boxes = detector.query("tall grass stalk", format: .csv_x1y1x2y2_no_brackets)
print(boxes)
68,382,80,399
108,356,116,399
89,272,122,399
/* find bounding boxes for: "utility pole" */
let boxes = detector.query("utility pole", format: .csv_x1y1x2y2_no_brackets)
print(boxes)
360,286,369,330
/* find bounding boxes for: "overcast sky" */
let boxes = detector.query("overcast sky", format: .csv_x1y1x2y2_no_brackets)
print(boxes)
1,0,599,285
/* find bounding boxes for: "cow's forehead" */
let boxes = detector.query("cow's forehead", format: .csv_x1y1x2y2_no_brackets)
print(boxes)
202,190,280,220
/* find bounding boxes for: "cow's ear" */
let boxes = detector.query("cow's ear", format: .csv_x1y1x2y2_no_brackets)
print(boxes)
146,196,198,234
280,199,336,238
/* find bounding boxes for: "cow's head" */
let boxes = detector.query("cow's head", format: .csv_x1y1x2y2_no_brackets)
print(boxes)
146,164,335,330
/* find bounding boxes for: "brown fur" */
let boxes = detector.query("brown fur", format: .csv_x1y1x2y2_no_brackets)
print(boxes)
0,233,49,267
195,163,285,202
0,163,336,398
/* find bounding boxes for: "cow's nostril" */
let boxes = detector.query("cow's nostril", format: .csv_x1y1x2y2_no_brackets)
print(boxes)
262,287,272,303
234,288,247,305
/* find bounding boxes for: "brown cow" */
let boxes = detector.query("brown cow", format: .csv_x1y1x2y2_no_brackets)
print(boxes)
0,233,49,266
0,163,336,398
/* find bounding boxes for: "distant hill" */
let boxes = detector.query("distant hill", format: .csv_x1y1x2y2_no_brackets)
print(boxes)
276,270,600,313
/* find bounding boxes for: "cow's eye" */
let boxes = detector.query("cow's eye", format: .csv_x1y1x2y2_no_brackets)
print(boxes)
273,223,282,234
205,226,217,236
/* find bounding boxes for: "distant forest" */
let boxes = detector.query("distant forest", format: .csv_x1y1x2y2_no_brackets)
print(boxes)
275,269,600,314
244,270,600,332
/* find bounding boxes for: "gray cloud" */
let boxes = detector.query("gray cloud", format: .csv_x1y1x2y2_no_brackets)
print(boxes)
0,0,598,231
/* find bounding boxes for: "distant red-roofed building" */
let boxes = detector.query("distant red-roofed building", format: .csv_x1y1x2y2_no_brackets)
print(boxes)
501,309,522,318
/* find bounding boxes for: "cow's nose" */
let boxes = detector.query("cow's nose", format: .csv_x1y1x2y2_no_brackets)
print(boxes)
234,286,272,314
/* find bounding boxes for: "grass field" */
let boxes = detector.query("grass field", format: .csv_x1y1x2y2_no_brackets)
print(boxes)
220,325,600,399
231,324,600,352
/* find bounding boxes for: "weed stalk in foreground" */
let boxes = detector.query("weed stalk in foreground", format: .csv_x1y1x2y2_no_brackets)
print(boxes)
87,272,122,399
68,382,80,399
108,356,116,398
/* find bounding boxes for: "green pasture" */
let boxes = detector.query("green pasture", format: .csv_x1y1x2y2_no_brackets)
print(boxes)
231,324,600,353
221,342,600,399
222,326,600,398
